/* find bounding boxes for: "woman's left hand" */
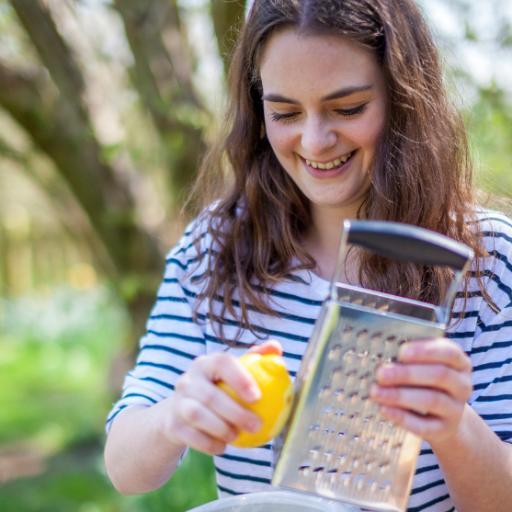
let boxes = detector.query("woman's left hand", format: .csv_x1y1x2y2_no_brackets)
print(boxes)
370,337,473,445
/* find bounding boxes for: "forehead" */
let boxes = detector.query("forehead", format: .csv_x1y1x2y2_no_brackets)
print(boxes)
259,28,382,97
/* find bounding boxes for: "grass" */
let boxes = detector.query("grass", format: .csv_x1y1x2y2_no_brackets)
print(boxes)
0,285,217,511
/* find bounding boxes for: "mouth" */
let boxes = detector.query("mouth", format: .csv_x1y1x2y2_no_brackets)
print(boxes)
301,150,357,171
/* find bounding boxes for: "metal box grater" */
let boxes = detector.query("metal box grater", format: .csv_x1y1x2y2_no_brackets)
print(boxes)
272,220,474,512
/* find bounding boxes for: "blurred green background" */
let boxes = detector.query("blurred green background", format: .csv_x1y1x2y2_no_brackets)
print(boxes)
0,1,510,511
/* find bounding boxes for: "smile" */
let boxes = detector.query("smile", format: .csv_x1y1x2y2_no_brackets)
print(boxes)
304,151,355,170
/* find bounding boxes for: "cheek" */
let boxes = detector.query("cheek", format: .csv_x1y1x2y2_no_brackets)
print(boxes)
265,122,296,157
352,122,384,151
351,104,387,151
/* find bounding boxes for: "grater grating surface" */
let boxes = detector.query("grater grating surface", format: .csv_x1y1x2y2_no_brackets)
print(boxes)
272,221,474,512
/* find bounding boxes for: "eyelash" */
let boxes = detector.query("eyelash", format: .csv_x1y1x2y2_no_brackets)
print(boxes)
270,104,368,123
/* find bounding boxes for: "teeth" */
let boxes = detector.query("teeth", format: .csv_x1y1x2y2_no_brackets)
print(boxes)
305,152,353,169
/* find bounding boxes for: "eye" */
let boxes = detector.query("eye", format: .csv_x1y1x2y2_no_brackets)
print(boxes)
270,111,299,123
335,104,368,117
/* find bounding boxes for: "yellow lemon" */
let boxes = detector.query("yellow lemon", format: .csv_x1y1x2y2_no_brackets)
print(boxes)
218,352,294,448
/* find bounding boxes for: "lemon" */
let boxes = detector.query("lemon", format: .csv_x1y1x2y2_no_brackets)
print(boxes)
218,352,294,448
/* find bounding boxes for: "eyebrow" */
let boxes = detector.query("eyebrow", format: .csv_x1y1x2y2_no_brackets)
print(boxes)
262,84,373,104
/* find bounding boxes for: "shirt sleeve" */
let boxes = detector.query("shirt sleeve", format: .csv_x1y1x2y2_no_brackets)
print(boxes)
105,218,209,433
468,213,512,442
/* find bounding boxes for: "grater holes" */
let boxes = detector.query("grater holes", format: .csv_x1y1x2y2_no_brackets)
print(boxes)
358,348,370,358
365,459,375,472
309,423,321,431
331,366,344,380
298,464,311,475
321,405,334,415
345,375,357,390
378,460,391,474
333,387,345,401
328,344,342,360
336,431,347,441
353,474,365,491
370,331,384,341
347,411,360,421
348,390,359,400
379,479,392,491
342,324,354,334
323,426,336,435
361,414,372,424
320,385,331,398
356,328,369,339
359,370,372,380
392,441,403,453
335,408,345,417
324,449,335,461
339,471,352,486
342,350,356,365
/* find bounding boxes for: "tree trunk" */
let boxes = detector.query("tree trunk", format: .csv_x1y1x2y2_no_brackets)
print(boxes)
113,0,208,208
210,0,246,76
2,0,165,362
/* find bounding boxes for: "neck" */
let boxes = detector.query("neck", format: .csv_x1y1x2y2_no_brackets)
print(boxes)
304,203,363,281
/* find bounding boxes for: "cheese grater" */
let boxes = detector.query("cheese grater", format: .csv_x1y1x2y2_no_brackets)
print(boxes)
272,220,474,512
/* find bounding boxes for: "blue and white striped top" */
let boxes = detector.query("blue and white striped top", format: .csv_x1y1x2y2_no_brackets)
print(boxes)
107,209,512,512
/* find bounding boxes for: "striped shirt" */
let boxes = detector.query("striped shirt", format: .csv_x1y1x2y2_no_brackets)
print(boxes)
107,209,512,512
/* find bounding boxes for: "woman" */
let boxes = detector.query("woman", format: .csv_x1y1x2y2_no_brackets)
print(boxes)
104,1,512,510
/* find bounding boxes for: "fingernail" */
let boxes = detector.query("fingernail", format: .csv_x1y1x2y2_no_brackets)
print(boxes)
369,384,380,398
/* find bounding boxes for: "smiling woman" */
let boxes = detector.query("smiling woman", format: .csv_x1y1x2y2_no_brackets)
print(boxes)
260,30,386,268
104,2,512,512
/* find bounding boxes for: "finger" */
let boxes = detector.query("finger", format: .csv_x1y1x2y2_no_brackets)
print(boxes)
195,353,261,402
378,405,446,440
173,420,227,455
370,385,463,418
399,338,472,372
248,339,283,356
178,397,239,444
177,375,262,433
376,363,473,401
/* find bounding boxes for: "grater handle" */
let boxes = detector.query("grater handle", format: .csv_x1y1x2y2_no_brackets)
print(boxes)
344,220,473,271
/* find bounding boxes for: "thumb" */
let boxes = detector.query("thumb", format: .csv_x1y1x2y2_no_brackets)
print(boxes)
248,339,283,356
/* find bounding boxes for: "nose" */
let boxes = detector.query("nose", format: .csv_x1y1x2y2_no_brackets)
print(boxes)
300,117,337,157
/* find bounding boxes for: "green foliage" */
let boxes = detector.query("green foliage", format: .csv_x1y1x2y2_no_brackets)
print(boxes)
0,287,216,511
0,287,126,446
466,85,512,199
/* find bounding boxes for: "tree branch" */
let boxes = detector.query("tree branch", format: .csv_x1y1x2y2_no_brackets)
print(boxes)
210,0,246,76
0,59,162,281
113,0,207,205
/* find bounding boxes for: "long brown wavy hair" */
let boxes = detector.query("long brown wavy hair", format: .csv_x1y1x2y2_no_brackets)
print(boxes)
186,0,492,343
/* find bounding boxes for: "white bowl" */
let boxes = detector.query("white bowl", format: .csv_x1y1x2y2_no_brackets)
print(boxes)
188,490,360,511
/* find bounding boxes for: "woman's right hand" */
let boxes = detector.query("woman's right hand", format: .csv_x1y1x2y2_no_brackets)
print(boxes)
158,340,282,455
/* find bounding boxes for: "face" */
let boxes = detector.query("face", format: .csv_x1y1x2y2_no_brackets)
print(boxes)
259,29,387,219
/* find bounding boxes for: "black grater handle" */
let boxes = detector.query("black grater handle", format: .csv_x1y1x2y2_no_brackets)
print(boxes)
345,220,473,271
